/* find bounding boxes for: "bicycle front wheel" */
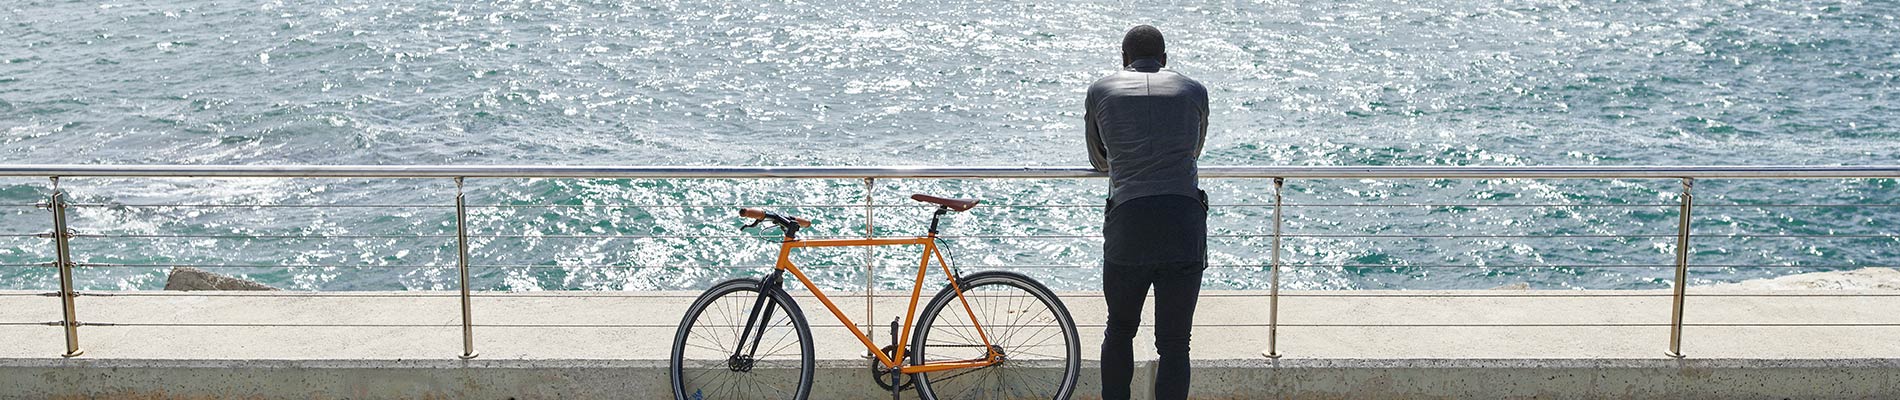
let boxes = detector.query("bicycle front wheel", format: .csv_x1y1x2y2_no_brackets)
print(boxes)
911,271,1080,400
670,278,814,400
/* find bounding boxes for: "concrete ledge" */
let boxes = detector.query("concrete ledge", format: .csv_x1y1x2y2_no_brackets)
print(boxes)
4,358,1897,399
5,289,1899,398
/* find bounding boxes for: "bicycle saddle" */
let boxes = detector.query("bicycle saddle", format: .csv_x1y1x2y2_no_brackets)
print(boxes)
910,194,979,212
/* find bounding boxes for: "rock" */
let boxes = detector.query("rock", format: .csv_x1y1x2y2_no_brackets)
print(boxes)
164,267,278,291
1490,282,1530,290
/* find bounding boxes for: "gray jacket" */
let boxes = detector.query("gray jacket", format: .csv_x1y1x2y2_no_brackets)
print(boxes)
1085,58,1209,203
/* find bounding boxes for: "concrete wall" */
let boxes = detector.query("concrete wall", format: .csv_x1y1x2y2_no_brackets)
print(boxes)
4,289,1899,398
4,358,1897,399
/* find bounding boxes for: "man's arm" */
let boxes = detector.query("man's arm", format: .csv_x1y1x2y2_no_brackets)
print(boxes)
1193,101,1208,158
1193,85,1209,158
1085,89,1109,172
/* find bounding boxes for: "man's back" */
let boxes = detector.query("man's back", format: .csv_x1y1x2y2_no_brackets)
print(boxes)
1087,25,1210,400
1085,58,1209,204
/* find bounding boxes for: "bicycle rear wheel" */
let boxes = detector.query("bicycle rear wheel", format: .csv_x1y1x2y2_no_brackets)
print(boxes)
911,271,1080,400
670,278,814,400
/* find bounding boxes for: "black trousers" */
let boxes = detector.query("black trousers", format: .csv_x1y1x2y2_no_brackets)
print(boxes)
1100,194,1206,400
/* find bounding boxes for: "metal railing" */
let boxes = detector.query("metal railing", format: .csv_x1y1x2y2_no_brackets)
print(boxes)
3,164,1899,360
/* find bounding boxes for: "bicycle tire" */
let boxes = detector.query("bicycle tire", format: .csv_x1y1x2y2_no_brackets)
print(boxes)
670,278,814,400
910,271,1081,400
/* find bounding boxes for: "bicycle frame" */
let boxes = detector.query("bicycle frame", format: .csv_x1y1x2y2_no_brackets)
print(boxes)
736,234,1001,375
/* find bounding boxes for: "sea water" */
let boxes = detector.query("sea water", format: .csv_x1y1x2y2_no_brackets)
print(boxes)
1,0,1896,291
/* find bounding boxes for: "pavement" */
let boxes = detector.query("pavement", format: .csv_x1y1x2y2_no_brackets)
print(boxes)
2,288,1898,398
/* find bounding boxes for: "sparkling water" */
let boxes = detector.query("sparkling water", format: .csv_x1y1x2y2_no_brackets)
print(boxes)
1,0,1896,291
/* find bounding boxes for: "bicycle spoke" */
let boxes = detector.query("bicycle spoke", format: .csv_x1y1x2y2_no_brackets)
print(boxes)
917,275,1075,400
990,291,1033,346
1014,326,1066,353
1002,348,1064,359
939,309,982,346
950,367,996,399
674,283,807,400
930,365,987,390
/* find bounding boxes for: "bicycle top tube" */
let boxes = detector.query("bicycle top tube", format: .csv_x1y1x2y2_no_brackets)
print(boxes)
737,193,981,239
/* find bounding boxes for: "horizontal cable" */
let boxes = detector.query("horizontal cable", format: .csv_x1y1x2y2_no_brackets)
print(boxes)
1685,293,1900,297
0,233,47,238
1279,203,1676,208
85,292,731,299
54,262,1892,270
812,292,1900,299
478,204,876,209
77,234,453,239
1692,234,1898,239
1284,263,1894,269
64,321,1900,329
820,292,1281,299
1275,233,1673,238
1281,292,1900,298
946,234,1672,239
68,203,1101,209
58,232,1897,240
503,323,1293,328
54,203,1900,211
70,290,1900,298
0,292,50,297
68,203,449,208
1231,323,1900,327
1678,323,1900,327
938,234,1098,239
86,292,468,298
471,264,775,269
0,263,52,267
470,234,776,239
1279,263,1676,268
1285,203,1900,208
55,261,1884,271
8,164,1895,178
1276,293,1675,298
467,203,1661,209
81,322,456,328
1698,204,1900,208
78,263,452,269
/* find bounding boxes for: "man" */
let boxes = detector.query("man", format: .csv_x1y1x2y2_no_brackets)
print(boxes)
1084,25,1209,400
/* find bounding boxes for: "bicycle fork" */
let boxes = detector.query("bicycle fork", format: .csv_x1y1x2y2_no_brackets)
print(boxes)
729,269,787,372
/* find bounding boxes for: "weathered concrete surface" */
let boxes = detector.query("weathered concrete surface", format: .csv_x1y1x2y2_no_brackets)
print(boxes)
2,289,1897,399
162,266,278,291
3,358,1896,399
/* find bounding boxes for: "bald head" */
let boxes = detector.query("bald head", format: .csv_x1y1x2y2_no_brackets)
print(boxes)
1121,25,1166,67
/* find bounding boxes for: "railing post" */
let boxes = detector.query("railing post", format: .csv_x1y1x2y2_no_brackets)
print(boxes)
1267,178,1284,359
1666,177,1694,358
863,177,876,335
49,177,82,358
455,177,478,359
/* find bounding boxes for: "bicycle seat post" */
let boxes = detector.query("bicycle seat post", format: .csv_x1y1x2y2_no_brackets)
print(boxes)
926,206,950,236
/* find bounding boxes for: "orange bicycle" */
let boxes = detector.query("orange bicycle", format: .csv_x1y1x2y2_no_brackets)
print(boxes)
670,194,1080,400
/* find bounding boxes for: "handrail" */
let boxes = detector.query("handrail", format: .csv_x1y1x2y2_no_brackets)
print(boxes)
3,163,1896,360
3,164,1899,179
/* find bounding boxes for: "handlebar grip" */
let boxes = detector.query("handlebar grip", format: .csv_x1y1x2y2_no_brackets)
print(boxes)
739,208,766,219
793,217,812,227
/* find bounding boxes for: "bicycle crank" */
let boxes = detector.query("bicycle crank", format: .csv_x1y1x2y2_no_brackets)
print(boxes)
870,344,915,391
